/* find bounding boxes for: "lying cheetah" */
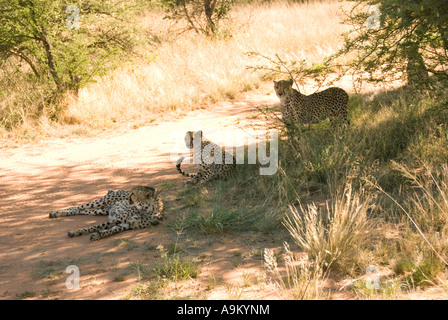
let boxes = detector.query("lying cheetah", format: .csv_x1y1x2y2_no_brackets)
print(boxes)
176,130,236,186
274,79,349,129
49,186,164,241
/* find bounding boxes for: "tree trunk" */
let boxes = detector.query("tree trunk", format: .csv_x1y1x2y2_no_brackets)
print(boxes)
405,43,429,88
39,28,62,91
203,0,217,35
181,0,200,34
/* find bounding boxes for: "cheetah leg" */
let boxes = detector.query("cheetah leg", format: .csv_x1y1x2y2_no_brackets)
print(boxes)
329,115,349,129
343,113,350,125
49,189,117,218
200,171,220,185
90,223,133,241
90,212,164,241
285,122,301,139
185,171,204,186
188,171,219,186
285,123,294,137
49,208,109,218
67,220,120,238
92,217,160,240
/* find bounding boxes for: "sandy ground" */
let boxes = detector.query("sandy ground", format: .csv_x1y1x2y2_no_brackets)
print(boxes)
0,85,291,300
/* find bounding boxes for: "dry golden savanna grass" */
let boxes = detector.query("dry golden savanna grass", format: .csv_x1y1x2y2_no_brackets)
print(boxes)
60,1,349,130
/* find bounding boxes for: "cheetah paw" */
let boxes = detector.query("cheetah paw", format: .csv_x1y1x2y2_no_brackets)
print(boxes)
90,233,101,241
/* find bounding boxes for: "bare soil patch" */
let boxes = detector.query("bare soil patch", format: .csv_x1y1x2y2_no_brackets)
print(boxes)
0,85,291,300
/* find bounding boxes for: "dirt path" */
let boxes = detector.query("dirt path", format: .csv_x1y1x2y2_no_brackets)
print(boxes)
0,85,286,300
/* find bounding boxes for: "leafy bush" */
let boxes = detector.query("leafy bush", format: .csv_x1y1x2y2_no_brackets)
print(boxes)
284,184,372,271
0,0,144,124
331,0,448,88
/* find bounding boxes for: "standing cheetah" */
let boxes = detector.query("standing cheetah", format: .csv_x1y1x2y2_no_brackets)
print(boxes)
176,130,236,186
274,79,349,129
49,186,164,241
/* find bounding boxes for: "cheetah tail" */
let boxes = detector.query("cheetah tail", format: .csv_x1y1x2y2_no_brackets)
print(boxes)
176,156,196,178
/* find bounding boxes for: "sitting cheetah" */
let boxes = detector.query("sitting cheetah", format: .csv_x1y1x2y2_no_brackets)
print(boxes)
274,79,349,129
49,186,164,241
176,130,236,186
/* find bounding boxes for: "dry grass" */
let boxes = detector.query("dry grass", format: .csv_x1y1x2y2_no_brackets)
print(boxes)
264,243,329,299
284,184,372,272
60,1,348,129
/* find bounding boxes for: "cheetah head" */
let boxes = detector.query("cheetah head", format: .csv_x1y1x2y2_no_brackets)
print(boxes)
274,79,294,100
184,130,203,149
128,186,156,209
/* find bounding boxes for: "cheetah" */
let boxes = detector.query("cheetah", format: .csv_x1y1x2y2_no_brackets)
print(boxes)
49,186,164,241
176,130,236,186
274,79,349,129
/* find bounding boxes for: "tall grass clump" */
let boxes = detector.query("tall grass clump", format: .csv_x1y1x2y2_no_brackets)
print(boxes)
399,163,448,238
361,162,448,290
390,163,448,268
0,58,54,140
171,205,251,235
153,254,199,282
264,243,328,299
284,184,372,272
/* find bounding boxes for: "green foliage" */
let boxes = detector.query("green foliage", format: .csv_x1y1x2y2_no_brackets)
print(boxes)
179,187,206,208
0,0,144,96
407,257,445,287
395,256,445,287
153,254,199,281
16,291,37,299
394,257,415,275
246,52,334,92
331,0,448,88
171,204,254,235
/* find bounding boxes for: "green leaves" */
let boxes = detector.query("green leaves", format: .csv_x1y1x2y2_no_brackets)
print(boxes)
0,0,140,95
332,0,448,87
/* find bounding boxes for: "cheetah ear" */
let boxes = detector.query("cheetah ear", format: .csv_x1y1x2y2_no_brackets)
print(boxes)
273,80,277,84
288,79,294,86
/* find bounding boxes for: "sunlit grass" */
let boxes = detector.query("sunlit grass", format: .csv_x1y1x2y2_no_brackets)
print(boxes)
61,0,347,129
